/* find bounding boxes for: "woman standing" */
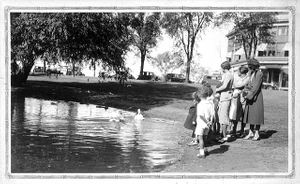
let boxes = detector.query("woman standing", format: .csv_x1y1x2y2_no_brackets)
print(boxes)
216,61,234,142
229,66,250,137
242,58,264,141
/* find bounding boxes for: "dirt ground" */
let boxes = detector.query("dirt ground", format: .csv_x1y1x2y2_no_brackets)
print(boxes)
12,75,289,174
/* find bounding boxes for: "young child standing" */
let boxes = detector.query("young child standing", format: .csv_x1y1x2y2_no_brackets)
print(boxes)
195,85,214,158
202,83,215,144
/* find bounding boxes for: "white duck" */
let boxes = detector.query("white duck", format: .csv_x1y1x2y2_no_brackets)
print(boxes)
134,109,144,120
109,111,124,122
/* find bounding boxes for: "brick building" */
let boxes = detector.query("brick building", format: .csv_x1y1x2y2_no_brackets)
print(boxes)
225,12,289,90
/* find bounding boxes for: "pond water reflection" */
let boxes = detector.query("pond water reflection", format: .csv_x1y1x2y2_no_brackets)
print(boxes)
11,97,180,173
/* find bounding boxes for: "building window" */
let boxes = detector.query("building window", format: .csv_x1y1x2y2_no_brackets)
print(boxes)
276,43,286,57
258,51,267,57
278,27,287,35
268,50,275,57
284,51,289,57
271,29,277,36
267,44,276,57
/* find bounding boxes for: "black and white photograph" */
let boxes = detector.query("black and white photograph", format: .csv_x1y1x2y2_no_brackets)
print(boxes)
1,0,299,184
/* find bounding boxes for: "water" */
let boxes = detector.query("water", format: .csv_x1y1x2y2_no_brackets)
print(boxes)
11,97,180,173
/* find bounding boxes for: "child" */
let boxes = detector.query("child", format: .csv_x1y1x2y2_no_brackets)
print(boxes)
184,92,200,146
195,85,214,158
202,83,215,144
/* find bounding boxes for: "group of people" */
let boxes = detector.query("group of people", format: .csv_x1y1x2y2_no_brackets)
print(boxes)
184,58,264,158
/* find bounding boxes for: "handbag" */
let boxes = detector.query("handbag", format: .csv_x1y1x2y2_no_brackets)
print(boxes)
183,105,197,130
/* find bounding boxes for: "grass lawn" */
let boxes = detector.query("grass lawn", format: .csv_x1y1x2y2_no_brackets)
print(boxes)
11,75,290,173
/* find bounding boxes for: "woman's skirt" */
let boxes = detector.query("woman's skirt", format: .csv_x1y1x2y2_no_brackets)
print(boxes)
229,96,243,121
218,99,231,125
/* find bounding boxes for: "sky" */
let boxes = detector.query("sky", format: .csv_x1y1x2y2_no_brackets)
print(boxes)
125,23,234,78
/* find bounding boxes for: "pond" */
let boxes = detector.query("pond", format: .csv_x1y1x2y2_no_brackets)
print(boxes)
11,97,181,173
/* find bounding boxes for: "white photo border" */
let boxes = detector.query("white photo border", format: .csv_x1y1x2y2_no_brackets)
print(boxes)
3,5,297,180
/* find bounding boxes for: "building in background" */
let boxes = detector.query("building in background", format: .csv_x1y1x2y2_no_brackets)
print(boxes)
225,12,289,90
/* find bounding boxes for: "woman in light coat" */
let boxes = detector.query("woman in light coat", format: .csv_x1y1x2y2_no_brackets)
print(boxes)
216,61,234,142
229,66,250,137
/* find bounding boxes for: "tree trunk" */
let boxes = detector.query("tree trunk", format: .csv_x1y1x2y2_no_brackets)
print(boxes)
11,61,34,87
185,56,191,83
92,59,96,77
242,36,249,60
72,60,76,77
22,64,33,84
11,73,24,87
139,51,146,77
43,60,46,72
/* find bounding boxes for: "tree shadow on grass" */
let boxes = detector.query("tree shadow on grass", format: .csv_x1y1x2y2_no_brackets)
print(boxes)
259,130,277,139
208,145,230,155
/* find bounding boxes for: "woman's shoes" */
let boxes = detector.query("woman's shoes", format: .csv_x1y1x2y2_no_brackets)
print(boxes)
252,136,260,141
252,133,260,141
243,134,254,140
238,132,245,138
252,131,260,141
218,137,228,143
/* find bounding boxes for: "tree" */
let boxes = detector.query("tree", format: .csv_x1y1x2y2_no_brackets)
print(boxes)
187,62,209,83
130,13,162,78
39,13,87,76
11,13,54,86
64,13,133,75
215,12,278,59
10,13,133,86
161,12,214,83
150,51,184,80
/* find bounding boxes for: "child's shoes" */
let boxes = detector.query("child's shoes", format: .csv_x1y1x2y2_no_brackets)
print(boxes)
187,140,198,146
197,153,206,159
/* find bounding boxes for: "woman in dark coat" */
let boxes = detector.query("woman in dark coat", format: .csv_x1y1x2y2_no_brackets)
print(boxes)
242,58,264,141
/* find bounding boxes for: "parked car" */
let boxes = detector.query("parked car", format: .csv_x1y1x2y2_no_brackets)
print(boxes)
263,82,278,90
128,74,135,80
30,66,46,76
166,73,185,83
201,75,222,85
137,71,160,81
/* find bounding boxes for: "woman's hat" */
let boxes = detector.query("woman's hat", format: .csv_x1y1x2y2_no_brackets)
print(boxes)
247,58,260,67
221,61,231,70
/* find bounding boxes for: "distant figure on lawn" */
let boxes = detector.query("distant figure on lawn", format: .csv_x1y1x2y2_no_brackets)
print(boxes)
215,61,234,142
98,72,106,83
242,58,264,141
47,68,60,79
